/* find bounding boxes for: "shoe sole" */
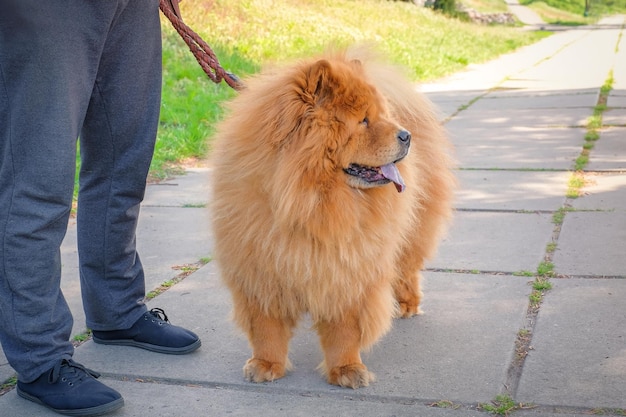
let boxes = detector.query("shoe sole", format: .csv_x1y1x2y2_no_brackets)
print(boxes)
17,387,124,417
92,337,201,355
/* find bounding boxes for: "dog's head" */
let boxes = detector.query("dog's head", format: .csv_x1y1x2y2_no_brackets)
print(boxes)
281,57,411,193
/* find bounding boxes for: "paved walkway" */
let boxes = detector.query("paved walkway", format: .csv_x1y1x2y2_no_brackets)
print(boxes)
1,15,625,417
506,0,545,27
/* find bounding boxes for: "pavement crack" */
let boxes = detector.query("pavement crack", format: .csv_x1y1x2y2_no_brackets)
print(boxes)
500,60,622,400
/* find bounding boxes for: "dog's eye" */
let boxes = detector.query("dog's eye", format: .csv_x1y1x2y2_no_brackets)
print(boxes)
361,117,369,127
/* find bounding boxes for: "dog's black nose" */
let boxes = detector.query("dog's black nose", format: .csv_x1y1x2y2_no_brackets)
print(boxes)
397,129,411,144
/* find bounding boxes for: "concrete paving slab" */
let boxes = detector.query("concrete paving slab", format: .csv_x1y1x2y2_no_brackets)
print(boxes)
135,206,214,277
455,170,569,211
143,167,211,207
423,90,485,103
73,262,244,386
450,107,590,128
423,90,483,120
487,87,598,99
607,91,626,108
612,22,626,92
516,279,626,409
0,378,492,417
363,272,531,404
498,25,622,92
553,211,626,277
446,124,585,169
59,206,213,337
74,266,531,406
470,92,598,111
586,127,626,171
602,107,626,126
515,410,609,417
572,172,626,211
429,100,473,121
427,211,554,273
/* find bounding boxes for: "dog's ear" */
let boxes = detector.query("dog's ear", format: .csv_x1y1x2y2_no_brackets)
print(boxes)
303,59,336,105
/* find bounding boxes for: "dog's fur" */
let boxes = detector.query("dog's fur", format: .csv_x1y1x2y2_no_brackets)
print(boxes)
210,49,455,388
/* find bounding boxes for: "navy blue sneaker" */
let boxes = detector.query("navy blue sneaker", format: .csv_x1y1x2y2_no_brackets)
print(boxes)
92,308,201,354
17,359,123,416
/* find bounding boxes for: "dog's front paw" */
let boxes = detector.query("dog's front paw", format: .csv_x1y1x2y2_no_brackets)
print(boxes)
243,358,286,383
327,363,375,389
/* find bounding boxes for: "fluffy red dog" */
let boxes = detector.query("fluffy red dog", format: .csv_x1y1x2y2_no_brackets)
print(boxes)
210,49,455,388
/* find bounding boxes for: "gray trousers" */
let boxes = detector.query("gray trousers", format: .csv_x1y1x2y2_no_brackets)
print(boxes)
0,0,162,382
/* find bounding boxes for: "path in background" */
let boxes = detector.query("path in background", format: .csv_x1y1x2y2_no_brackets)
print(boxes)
506,0,546,26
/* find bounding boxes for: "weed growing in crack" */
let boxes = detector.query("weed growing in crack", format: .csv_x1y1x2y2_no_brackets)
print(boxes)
537,261,555,278
566,173,586,198
552,209,565,225
529,265,554,307
72,332,91,344
574,154,589,171
479,394,534,416
533,278,553,291
0,376,17,396
576,69,613,171
585,130,600,142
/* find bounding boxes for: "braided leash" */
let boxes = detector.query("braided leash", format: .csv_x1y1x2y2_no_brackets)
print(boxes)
159,0,244,91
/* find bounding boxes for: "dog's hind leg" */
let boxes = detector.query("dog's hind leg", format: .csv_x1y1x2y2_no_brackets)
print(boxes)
393,204,444,318
392,258,424,319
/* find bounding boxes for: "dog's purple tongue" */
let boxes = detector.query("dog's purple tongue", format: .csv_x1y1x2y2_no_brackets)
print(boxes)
381,163,405,193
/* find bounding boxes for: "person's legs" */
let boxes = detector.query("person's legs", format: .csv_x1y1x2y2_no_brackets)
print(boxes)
0,1,125,415
78,0,162,332
0,0,114,383
79,0,201,355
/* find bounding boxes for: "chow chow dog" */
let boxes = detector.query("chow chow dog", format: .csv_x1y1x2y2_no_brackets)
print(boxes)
210,48,455,388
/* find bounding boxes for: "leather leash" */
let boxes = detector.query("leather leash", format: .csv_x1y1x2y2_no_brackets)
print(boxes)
159,0,244,91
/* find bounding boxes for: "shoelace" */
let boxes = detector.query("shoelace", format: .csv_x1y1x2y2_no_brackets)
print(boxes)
48,359,100,385
147,307,170,324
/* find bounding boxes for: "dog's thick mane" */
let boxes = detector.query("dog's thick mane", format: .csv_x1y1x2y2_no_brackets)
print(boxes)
210,48,455,346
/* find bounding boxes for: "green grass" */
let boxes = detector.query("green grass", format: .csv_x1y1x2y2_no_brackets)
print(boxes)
566,173,585,198
72,332,91,343
533,276,553,290
537,261,555,277
149,0,549,178
574,69,613,171
520,0,591,24
461,0,511,12
520,0,626,24
0,376,17,396
480,394,534,415
155,35,253,179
